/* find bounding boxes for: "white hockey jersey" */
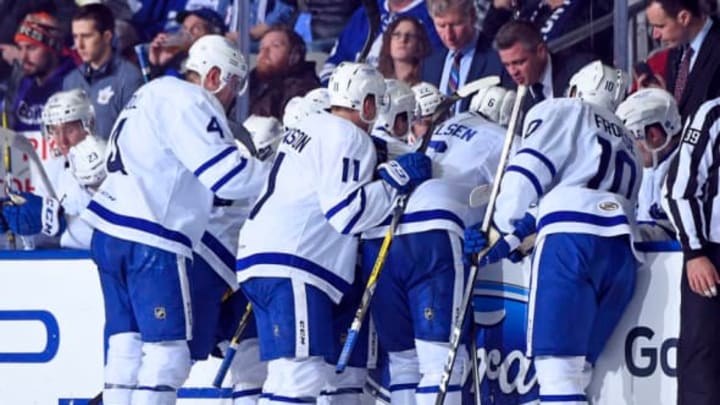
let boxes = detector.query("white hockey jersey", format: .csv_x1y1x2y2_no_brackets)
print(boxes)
636,149,678,241
236,111,397,303
363,112,505,239
494,98,642,241
56,166,94,249
82,77,267,258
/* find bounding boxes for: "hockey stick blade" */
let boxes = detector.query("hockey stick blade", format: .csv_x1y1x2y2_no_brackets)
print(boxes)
468,184,491,208
213,302,253,388
357,0,381,63
0,127,57,199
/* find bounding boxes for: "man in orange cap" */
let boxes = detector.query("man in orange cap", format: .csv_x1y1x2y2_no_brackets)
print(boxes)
3,12,75,133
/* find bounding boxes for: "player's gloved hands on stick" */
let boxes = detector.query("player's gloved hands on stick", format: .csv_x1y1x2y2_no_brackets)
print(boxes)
1,192,66,236
377,152,432,194
464,212,536,266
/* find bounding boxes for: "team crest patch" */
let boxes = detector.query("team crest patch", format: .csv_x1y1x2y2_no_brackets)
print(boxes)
598,201,620,211
154,307,166,320
424,307,434,320
97,85,115,105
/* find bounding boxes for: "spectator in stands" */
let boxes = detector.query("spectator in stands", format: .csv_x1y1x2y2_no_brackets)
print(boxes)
147,7,226,78
2,12,75,133
289,0,361,49
249,0,296,40
421,0,511,113
63,3,143,140
249,25,320,120
377,15,432,86
495,19,594,114
645,0,720,120
320,0,443,84
0,1,77,86
484,0,614,64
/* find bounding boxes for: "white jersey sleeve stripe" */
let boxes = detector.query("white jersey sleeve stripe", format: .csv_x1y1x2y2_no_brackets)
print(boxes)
87,201,192,248
210,157,249,193
515,148,558,177
341,188,367,235
325,188,362,221
194,146,236,177
236,252,351,293
506,165,544,196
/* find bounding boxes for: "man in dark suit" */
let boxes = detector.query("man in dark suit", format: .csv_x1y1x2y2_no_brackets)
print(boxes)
646,0,720,121
495,19,595,115
421,0,512,113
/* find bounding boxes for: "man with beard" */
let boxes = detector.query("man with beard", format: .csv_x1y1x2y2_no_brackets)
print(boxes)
249,25,320,120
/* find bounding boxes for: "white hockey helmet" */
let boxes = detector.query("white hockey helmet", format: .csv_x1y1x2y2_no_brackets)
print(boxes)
616,88,681,154
42,88,96,137
374,79,416,140
328,62,386,123
186,34,249,96
304,87,331,111
469,85,517,127
412,81,444,118
243,115,283,161
282,92,329,130
567,60,629,111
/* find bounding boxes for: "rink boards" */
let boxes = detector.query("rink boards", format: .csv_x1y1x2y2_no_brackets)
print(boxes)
0,243,681,404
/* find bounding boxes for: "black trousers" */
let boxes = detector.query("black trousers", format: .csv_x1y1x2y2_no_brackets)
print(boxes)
677,243,720,405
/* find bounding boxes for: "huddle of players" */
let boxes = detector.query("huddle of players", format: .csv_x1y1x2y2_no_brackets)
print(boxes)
0,33,691,405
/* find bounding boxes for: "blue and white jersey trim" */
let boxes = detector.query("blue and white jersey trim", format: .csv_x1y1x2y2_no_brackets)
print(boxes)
84,200,193,257
196,231,238,290
236,252,351,303
194,146,236,177
362,209,465,239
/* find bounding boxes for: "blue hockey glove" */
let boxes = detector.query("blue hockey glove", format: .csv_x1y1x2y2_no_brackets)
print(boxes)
463,213,537,267
377,152,432,194
1,192,66,236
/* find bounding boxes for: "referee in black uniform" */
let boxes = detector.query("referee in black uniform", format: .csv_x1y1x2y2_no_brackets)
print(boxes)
665,96,720,405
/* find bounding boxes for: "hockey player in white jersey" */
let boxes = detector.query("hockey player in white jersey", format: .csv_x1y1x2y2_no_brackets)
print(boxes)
465,61,641,405
616,88,682,241
360,82,514,405
282,87,331,131
81,35,268,405
243,115,284,162
236,62,432,404
1,88,105,249
410,82,444,143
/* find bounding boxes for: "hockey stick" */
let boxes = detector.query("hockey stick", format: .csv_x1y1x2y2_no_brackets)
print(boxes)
2,111,17,249
336,76,501,374
357,0,381,63
434,85,527,405
212,302,253,388
0,127,57,199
